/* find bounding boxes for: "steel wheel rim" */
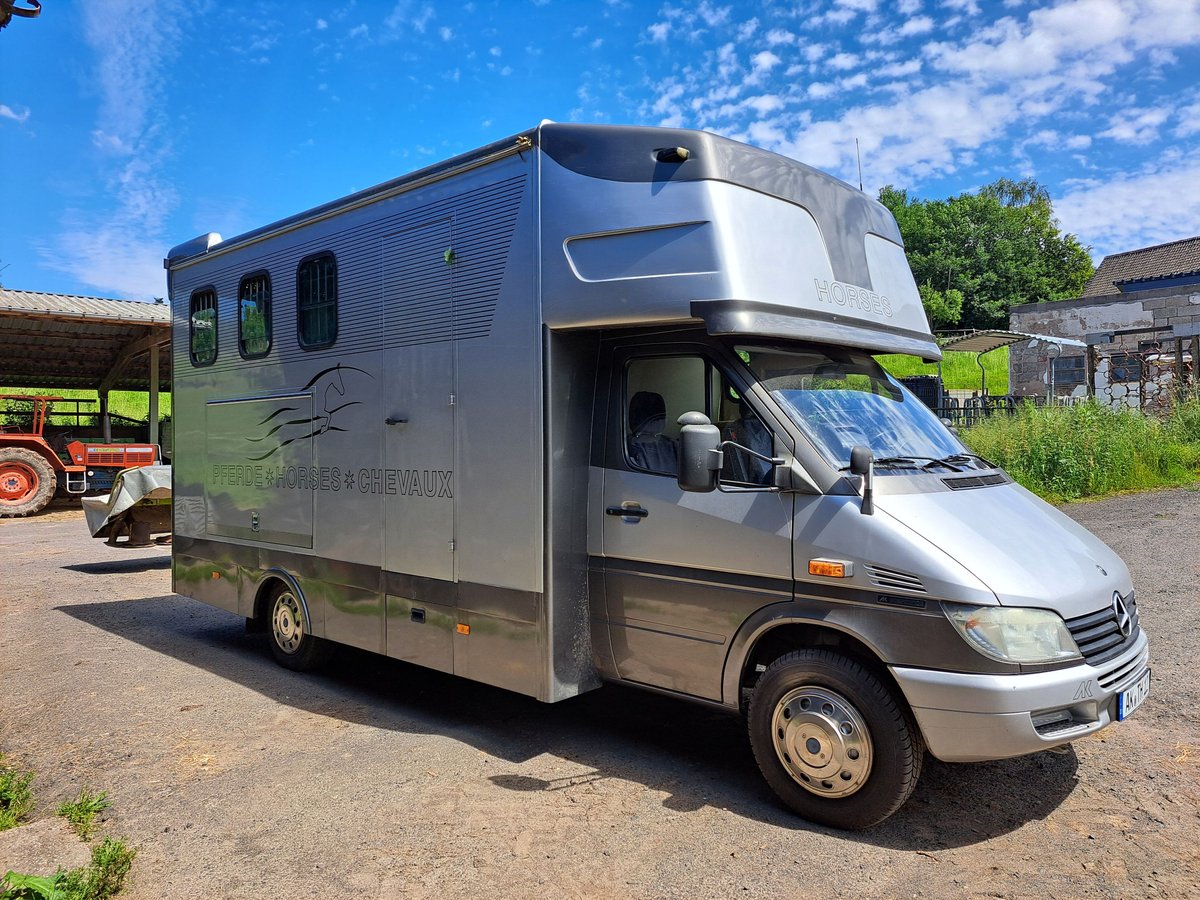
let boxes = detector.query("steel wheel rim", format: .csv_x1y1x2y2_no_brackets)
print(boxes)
0,462,37,505
771,685,873,798
272,591,305,654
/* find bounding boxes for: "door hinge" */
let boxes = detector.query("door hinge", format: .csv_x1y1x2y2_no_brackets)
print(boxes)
449,393,456,407
448,539,456,552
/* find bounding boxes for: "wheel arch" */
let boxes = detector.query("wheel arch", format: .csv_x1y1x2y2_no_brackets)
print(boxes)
252,568,314,633
724,606,903,714
0,437,68,472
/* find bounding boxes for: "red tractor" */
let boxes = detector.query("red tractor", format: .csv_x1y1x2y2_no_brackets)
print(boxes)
0,394,159,517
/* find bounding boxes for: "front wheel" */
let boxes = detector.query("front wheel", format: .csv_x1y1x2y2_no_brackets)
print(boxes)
268,584,333,671
747,649,923,830
0,448,56,517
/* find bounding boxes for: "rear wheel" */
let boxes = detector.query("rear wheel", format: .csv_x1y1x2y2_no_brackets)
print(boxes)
0,448,56,517
747,649,923,830
267,583,332,671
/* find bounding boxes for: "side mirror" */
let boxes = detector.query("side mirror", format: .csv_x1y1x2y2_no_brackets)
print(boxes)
940,416,959,437
677,412,721,493
849,445,874,516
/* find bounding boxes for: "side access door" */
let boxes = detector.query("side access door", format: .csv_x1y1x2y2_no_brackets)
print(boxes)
594,339,794,702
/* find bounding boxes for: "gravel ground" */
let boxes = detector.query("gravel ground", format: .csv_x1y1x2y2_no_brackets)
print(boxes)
1,491,1198,899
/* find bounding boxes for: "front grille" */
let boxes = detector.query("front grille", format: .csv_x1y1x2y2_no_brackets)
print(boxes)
942,473,1007,490
1065,592,1140,667
864,565,927,594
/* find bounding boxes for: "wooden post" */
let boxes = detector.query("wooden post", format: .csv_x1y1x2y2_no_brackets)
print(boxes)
1085,345,1098,399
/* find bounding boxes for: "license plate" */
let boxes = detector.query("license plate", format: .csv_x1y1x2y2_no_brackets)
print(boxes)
1118,668,1150,721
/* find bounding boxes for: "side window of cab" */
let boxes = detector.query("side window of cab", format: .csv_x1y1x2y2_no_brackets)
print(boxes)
623,355,773,485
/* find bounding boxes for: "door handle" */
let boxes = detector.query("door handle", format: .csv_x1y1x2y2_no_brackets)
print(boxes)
385,417,409,426
606,504,648,519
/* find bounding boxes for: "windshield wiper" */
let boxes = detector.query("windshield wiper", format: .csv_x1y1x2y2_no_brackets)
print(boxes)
840,453,998,473
839,455,935,471
921,453,997,471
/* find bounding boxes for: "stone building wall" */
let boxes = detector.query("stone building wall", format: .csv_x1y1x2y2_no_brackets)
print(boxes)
1009,285,1200,403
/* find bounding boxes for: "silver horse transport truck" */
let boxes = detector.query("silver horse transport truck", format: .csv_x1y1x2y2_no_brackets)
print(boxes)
167,123,1150,829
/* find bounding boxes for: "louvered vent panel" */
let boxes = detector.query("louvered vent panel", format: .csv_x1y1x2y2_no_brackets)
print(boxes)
384,219,454,347
864,565,927,593
943,473,1007,490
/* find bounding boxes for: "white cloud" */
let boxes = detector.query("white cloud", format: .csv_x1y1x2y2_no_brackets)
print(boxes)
899,15,934,35
879,59,922,77
737,18,759,41
648,21,670,42
1056,152,1200,258
1098,106,1170,144
439,26,453,41
44,1,187,299
1148,47,1177,67
316,18,328,30
0,104,30,123
1174,101,1200,138
697,2,731,27
384,2,434,35
745,94,783,116
751,50,781,73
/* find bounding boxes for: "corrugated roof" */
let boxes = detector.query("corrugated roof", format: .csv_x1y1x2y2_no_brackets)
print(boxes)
0,288,172,323
940,329,1087,354
1082,236,1200,298
0,288,171,391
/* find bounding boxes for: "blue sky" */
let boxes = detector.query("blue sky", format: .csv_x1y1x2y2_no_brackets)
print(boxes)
2,0,1198,301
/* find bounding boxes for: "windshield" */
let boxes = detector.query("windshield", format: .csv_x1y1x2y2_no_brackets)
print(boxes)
735,343,971,473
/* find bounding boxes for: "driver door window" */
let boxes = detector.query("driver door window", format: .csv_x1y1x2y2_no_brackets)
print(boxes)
623,355,773,486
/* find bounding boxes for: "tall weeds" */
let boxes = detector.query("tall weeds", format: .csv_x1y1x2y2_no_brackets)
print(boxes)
963,397,1200,501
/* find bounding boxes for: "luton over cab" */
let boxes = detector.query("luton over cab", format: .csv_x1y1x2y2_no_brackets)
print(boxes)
167,123,1149,829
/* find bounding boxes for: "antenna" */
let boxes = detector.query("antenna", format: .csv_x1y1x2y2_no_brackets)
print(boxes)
855,138,863,192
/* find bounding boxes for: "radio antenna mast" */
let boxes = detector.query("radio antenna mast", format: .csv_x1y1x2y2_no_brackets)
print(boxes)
855,138,864,192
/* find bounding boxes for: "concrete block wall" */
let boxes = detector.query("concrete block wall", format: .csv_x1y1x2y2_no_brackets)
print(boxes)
1009,286,1200,399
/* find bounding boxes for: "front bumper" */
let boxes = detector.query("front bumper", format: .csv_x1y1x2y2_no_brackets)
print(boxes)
891,630,1150,762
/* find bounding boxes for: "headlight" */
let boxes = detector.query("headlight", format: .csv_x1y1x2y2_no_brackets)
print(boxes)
944,605,1081,664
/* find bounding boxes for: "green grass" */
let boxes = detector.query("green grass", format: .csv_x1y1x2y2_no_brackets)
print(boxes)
0,757,34,832
878,347,1009,396
56,791,110,841
2,838,136,900
962,396,1200,501
0,389,170,425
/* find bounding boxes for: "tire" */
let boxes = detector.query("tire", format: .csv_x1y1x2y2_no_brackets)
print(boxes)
747,649,924,830
267,583,333,671
0,448,56,517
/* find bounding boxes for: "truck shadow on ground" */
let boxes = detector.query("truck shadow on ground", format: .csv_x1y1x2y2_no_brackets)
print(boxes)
61,557,171,575
60,594,1080,850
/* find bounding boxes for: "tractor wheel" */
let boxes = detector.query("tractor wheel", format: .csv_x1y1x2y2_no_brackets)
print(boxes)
0,448,57,517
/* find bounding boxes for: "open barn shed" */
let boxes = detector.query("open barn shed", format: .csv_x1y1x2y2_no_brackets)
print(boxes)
0,288,171,445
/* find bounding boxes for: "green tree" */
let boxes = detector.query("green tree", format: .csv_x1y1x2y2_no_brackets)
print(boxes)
878,179,1093,330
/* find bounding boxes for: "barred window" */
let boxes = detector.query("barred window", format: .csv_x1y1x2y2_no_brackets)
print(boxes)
1109,352,1142,383
238,272,272,358
297,253,337,349
189,287,217,366
1051,354,1086,387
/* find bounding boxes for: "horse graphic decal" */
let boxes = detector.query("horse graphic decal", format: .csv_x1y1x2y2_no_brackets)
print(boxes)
246,364,372,461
